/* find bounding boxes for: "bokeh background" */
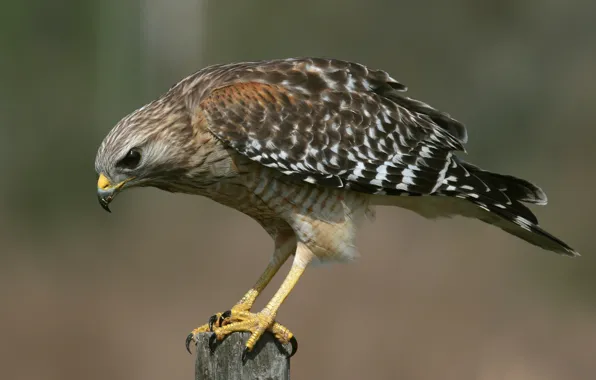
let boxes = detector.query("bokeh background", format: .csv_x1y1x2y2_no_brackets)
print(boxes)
1,1,595,379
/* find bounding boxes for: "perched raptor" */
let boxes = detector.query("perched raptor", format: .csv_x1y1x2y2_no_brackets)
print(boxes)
95,57,577,358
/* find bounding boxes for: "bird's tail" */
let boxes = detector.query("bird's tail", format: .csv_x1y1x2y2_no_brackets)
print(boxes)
438,160,578,256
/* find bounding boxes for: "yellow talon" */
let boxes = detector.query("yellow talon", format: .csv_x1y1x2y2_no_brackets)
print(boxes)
211,311,273,349
185,309,295,355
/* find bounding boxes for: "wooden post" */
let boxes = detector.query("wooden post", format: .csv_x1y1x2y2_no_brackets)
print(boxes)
194,332,294,380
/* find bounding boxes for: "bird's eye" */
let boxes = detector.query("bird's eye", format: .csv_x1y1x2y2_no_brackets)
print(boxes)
117,148,142,169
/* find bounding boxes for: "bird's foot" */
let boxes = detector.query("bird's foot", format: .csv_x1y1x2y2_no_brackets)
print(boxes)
185,310,297,360
185,303,252,343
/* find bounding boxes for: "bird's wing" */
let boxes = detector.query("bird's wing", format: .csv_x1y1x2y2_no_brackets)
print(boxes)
194,58,468,195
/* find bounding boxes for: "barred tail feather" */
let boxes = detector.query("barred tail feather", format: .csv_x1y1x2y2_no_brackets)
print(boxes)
469,199,578,256
460,162,548,205
441,161,578,256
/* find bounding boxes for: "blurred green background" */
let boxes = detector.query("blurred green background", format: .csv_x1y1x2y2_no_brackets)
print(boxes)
1,1,595,379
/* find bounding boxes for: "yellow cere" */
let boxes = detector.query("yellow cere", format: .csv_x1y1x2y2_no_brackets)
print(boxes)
97,173,112,190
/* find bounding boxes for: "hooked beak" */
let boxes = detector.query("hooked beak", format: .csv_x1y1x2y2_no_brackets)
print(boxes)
97,173,130,213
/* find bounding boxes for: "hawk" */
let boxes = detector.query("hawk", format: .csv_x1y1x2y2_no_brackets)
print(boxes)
95,57,577,359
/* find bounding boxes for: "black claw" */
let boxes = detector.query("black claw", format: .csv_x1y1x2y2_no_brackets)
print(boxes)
208,333,218,354
241,347,250,364
185,333,194,354
219,310,232,326
289,336,298,358
208,315,218,332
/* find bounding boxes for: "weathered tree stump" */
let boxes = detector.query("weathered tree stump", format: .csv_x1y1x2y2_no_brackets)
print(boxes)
194,332,294,380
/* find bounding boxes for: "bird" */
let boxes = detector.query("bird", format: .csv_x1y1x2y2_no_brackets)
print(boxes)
95,57,577,359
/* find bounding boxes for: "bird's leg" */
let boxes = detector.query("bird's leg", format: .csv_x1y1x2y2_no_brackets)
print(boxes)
208,235,295,323
210,243,313,359
228,248,288,313
185,234,295,352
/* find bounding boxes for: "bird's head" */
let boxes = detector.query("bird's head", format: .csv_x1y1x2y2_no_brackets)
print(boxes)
95,97,196,212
